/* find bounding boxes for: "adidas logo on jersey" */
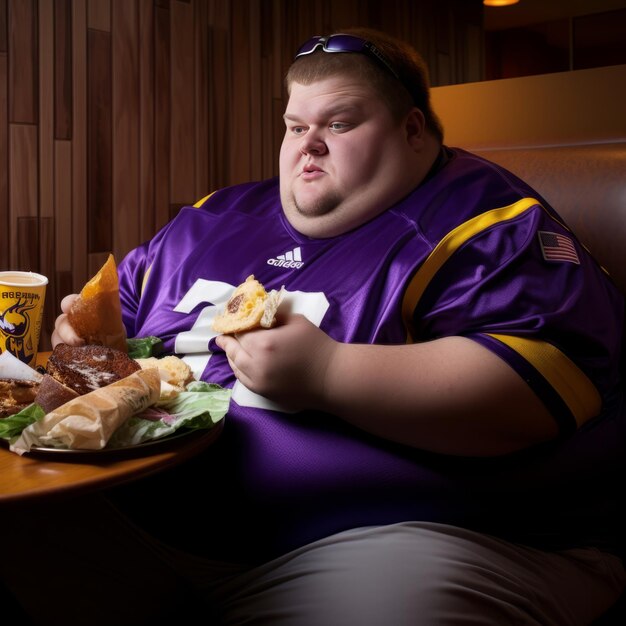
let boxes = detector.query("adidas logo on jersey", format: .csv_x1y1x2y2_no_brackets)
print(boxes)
267,246,304,269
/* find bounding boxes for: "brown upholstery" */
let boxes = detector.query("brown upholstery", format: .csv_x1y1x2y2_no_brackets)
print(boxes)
432,69,626,625
475,142,626,626
473,142,626,295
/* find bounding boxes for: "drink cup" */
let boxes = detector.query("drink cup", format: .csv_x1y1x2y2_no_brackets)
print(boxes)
0,271,48,367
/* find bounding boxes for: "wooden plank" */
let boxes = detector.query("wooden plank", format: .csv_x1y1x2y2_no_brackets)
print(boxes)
112,0,139,260
230,0,251,183
87,0,110,32
170,0,194,203
39,0,54,220
194,0,208,200
87,250,110,280
8,0,38,124
39,215,55,350
247,0,262,181
0,0,7,53
54,140,72,271
9,124,38,268
260,0,278,179
0,54,8,268
17,216,39,270
72,0,88,291
55,269,72,307
207,0,230,191
87,28,112,253
139,0,155,241
54,0,72,139
154,2,170,230
39,0,53,332
269,0,282,99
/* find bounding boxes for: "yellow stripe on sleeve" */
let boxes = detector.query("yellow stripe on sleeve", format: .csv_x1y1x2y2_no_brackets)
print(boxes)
140,264,152,297
402,197,542,338
486,333,601,427
193,192,215,208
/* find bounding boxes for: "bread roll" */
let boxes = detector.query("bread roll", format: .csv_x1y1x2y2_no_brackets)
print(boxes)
135,355,194,400
35,374,79,414
212,275,284,334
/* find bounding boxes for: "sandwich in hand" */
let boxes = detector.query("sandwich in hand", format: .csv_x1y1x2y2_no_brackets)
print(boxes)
212,275,284,334
68,254,128,352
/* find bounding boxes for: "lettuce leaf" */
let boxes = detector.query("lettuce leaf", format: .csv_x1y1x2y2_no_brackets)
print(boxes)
0,404,45,441
127,336,163,359
1,382,230,450
107,381,231,448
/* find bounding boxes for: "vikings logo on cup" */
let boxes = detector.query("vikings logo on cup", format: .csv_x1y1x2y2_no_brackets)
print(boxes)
0,272,48,366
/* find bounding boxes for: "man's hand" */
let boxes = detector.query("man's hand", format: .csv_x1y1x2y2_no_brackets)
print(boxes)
215,314,336,411
219,318,558,456
50,294,85,348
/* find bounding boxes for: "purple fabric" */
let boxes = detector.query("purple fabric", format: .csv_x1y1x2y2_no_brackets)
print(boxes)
113,148,625,562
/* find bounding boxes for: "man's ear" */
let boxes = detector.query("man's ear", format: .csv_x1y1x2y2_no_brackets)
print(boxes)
405,108,426,150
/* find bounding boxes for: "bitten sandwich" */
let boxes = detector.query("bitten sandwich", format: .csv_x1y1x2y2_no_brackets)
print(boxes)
211,275,284,334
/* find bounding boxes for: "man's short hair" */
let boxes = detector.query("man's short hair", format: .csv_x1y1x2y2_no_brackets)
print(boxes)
286,27,444,143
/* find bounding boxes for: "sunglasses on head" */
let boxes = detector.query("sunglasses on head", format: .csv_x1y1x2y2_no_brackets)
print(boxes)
295,34,401,81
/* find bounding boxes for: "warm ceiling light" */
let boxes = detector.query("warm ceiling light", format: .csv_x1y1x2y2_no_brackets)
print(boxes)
483,0,519,6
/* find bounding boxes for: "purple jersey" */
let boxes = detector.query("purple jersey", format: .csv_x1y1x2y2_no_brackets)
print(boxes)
114,148,625,562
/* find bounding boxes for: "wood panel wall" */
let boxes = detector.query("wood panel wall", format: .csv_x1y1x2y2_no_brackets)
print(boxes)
0,0,483,350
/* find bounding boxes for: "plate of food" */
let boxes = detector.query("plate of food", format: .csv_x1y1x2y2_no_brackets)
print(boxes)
0,342,230,456
16,418,225,457
0,256,230,456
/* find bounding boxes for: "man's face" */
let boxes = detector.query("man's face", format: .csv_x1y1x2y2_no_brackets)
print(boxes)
279,75,416,238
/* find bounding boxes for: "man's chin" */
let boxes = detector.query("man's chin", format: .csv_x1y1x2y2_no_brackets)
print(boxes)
293,191,342,218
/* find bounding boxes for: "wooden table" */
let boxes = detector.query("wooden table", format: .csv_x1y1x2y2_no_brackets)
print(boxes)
0,351,224,505
0,423,222,505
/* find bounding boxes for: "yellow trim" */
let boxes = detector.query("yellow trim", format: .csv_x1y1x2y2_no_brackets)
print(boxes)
193,192,215,208
140,264,152,296
486,333,601,427
402,197,542,337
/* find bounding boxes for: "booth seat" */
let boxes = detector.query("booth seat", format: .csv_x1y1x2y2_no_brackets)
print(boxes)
474,141,626,625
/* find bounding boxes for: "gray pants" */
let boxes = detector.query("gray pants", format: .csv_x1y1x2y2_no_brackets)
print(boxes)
2,496,624,625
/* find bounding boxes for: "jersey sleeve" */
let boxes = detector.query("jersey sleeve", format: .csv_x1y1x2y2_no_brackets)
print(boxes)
117,194,216,338
117,241,153,338
407,198,624,434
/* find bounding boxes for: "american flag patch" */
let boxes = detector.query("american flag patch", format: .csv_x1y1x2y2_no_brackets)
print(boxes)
538,231,580,264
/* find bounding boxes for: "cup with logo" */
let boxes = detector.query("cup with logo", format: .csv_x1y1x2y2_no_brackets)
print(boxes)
0,271,48,367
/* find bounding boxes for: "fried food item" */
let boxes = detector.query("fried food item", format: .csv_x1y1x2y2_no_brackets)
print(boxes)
211,275,284,334
68,254,128,352
0,379,39,417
